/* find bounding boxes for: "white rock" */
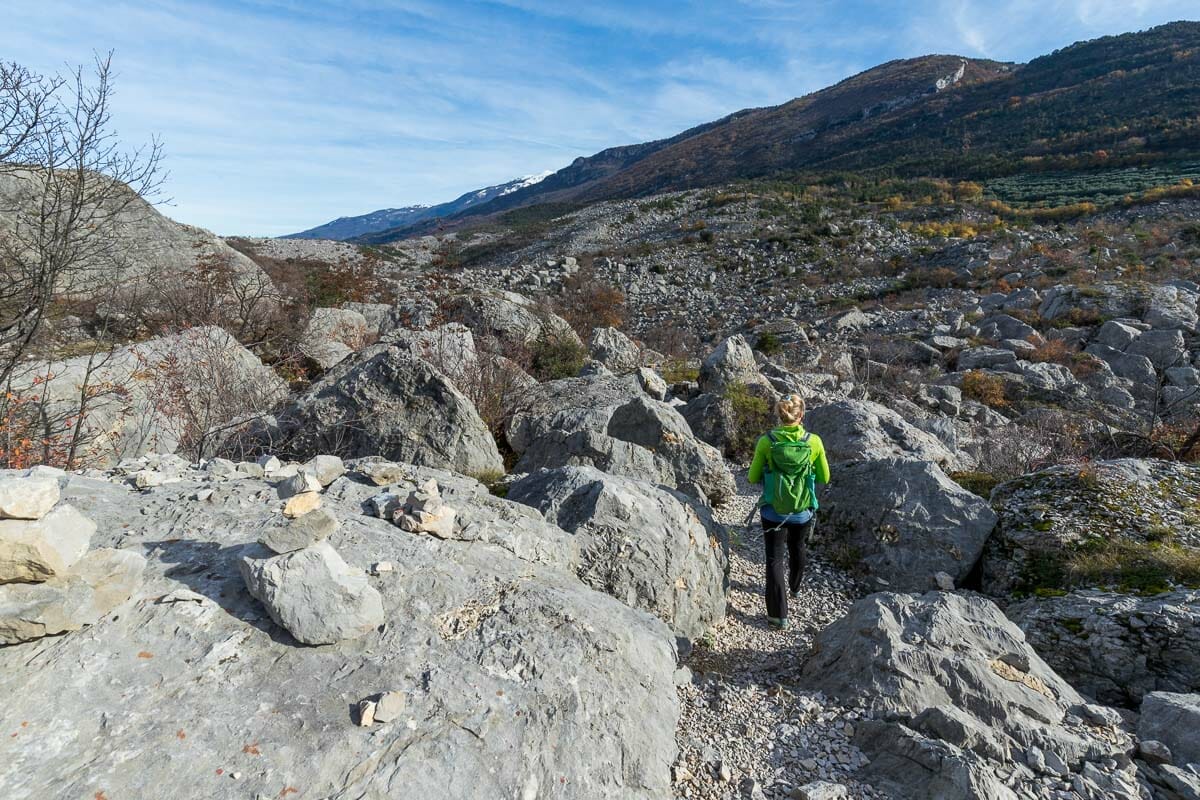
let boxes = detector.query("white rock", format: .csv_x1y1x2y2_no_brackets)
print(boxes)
0,477,60,520
301,454,346,487
0,504,96,584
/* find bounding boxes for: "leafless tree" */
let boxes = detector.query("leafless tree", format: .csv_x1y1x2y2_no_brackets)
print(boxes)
0,53,164,388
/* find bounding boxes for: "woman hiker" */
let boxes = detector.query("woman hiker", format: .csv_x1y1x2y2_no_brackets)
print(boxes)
746,394,830,630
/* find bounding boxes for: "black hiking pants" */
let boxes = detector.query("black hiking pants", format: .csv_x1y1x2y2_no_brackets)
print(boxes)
762,516,815,620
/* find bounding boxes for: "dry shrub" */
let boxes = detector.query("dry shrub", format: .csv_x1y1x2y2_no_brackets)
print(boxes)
553,267,626,337
1026,338,1074,365
962,370,1008,408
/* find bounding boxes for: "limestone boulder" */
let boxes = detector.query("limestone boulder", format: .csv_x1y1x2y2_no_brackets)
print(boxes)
802,592,1129,791
261,344,504,477
0,548,145,644
300,307,372,369
7,327,288,466
820,458,996,591
589,327,641,374
983,459,1200,597
698,335,770,394
510,466,728,641
259,508,339,555
1010,590,1200,708
1139,692,1200,767
240,541,384,645
803,399,962,469
0,504,96,584
508,375,734,504
0,467,678,799
1144,283,1199,333
442,289,582,355
0,477,60,520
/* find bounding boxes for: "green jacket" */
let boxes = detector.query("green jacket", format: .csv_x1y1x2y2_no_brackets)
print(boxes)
747,424,831,488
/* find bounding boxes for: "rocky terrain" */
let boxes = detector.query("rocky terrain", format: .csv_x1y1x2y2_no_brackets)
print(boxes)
3,25,1200,799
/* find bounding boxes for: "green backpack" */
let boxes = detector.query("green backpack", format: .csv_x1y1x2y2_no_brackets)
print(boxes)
762,430,816,514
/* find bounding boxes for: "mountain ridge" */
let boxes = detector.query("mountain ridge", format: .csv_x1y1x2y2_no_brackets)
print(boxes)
283,171,554,240
354,21,1200,243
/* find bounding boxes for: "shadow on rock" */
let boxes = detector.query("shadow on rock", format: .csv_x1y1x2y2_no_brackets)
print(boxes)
144,537,299,646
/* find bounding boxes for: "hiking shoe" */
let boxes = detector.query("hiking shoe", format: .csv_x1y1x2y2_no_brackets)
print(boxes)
767,616,788,630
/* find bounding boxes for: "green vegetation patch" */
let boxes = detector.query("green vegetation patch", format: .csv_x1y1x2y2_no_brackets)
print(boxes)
985,161,1200,208
529,333,586,382
1019,536,1200,597
950,471,1003,499
724,382,774,461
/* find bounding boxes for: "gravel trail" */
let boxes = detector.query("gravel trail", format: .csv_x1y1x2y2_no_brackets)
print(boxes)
672,468,889,800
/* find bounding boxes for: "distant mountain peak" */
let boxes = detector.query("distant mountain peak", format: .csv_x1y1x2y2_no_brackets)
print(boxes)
282,172,559,240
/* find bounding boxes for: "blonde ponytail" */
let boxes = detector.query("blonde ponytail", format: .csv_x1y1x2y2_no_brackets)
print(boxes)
777,394,806,425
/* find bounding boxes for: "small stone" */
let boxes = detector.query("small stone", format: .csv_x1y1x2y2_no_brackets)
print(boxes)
356,699,376,727
1138,739,1172,766
282,492,322,519
358,461,406,486
235,462,265,478
128,470,172,490
372,691,407,723
718,761,732,782
260,508,338,554
194,489,214,503
278,472,322,499
0,477,60,520
794,781,850,800
367,492,401,519
257,454,282,473
301,455,346,487
205,458,239,479
369,561,393,576
933,571,955,591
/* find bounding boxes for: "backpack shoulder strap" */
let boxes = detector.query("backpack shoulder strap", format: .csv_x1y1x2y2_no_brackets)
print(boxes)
766,431,777,444
802,432,811,442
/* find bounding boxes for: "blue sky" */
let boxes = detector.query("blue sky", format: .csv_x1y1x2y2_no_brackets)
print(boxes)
5,1,1198,235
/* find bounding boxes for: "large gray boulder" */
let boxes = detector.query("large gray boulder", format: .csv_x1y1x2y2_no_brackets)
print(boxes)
1010,590,1200,708
589,327,641,374
509,466,728,641
802,592,1130,797
240,541,384,645
0,465,679,799
1084,343,1157,384
957,346,1018,371
0,547,145,644
442,289,582,355
983,459,1200,597
698,335,770,394
385,322,480,391
8,327,288,466
820,458,997,591
1139,692,1200,767
804,399,961,469
1144,284,1199,333
0,168,274,307
263,344,504,477
300,307,371,369
508,375,734,504
977,313,1041,344
1125,328,1189,370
